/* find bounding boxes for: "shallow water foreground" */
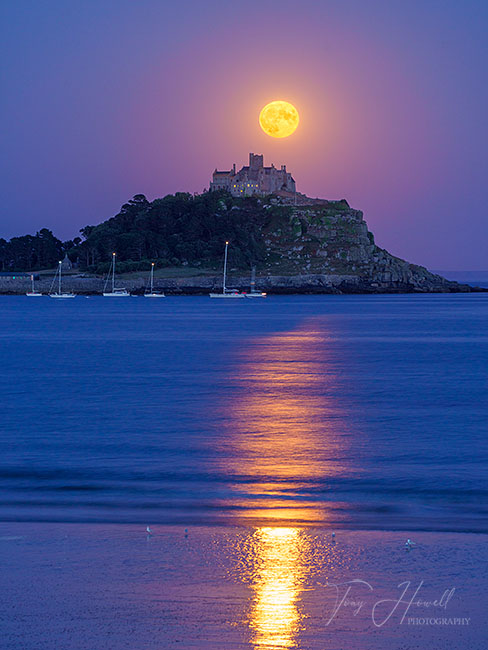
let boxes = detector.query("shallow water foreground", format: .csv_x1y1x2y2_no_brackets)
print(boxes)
0,523,485,649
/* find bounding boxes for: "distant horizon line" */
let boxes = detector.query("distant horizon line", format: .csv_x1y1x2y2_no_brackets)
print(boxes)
432,270,488,276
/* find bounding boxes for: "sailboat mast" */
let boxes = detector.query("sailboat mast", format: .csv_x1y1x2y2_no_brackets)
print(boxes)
223,241,228,294
58,261,61,294
112,253,116,292
151,263,154,292
251,265,256,292
31,275,34,292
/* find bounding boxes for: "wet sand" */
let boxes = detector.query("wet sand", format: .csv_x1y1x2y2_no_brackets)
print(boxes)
0,523,486,649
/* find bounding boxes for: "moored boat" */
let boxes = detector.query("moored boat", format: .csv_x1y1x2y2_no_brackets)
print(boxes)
103,253,130,297
209,242,245,298
245,266,267,298
26,274,43,296
144,263,165,298
49,262,76,299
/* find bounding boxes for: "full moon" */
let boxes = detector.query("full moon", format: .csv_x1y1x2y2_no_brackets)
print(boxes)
259,100,299,138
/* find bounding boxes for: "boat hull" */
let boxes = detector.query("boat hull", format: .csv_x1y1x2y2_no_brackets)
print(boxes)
49,293,76,299
103,292,130,297
144,293,165,298
245,293,267,298
209,293,246,298
26,293,43,297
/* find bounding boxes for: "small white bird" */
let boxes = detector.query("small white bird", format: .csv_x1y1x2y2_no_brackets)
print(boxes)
405,538,415,549
146,526,153,535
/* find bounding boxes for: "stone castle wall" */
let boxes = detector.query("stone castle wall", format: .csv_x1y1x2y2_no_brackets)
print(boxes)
210,153,296,196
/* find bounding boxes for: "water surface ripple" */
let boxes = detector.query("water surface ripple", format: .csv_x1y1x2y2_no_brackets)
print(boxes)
0,294,486,531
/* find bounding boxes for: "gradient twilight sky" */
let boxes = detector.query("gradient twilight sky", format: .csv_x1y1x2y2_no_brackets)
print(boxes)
1,1,487,269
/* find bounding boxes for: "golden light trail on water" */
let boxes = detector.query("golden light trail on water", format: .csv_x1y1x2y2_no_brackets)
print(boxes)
219,321,351,525
245,527,307,650
218,320,352,646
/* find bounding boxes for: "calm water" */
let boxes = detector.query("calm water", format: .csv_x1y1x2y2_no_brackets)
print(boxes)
0,294,486,531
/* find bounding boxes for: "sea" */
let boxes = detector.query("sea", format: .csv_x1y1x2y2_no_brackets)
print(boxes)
0,294,486,532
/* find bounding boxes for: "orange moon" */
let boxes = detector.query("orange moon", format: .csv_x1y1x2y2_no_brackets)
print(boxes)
259,101,299,138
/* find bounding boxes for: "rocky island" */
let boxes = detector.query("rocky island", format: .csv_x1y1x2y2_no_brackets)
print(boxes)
0,154,481,294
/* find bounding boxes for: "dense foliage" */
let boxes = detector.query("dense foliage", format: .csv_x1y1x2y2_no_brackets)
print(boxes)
77,192,278,272
1,192,285,272
0,228,71,272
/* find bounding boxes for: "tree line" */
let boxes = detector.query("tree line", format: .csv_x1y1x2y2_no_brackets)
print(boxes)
0,228,78,272
0,191,286,273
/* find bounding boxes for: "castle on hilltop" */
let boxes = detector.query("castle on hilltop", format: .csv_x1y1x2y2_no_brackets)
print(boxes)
210,153,296,197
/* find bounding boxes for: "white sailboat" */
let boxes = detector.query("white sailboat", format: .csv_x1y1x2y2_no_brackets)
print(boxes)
209,241,245,298
26,274,43,296
103,253,130,297
49,261,76,298
245,266,267,298
144,263,165,298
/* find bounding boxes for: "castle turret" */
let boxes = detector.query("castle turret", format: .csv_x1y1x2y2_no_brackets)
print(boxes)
249,153,264,171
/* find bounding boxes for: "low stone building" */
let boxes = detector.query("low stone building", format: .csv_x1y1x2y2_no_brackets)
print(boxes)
60,253,72,271
210,153,296,197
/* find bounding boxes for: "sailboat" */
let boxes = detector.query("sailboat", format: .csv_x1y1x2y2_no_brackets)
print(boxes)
144,262,165,298
245,266,267,298
26,274,43,296
103,253,130,297
209,241,245,298
49,261,76,298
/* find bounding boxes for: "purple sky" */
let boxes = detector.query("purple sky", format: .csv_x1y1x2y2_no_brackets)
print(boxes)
1,0,487,270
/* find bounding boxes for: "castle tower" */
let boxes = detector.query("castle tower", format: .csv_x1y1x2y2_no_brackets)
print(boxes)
249,153,264,171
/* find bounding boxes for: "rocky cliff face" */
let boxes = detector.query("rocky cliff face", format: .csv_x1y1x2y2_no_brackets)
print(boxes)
253,198,470,293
